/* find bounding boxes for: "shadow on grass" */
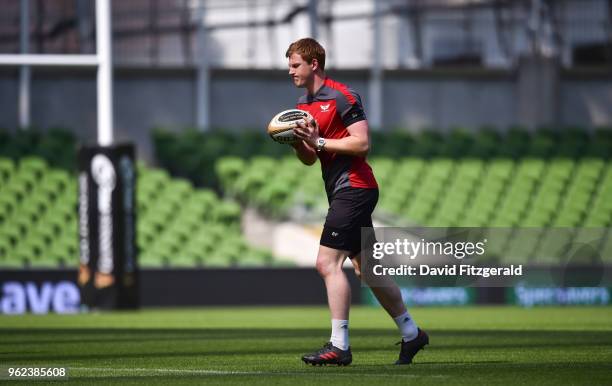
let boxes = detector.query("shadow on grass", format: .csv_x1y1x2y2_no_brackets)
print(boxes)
0,329,611,363
1,328,611,344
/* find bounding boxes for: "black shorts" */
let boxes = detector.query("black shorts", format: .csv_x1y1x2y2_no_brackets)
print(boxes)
320,187,379,258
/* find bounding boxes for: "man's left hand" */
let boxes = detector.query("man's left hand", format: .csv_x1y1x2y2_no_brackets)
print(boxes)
294,118,319,148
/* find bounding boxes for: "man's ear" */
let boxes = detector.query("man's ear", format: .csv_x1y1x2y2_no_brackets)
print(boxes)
311,58,319,71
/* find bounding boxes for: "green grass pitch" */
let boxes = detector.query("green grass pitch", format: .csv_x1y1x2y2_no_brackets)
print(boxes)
1,306,612,385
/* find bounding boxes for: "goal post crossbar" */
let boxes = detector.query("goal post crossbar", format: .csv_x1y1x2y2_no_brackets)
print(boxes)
0,54,99,66
0,0,113,146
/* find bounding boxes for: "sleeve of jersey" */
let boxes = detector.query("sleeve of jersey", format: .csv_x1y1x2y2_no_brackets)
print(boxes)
336,89,367,127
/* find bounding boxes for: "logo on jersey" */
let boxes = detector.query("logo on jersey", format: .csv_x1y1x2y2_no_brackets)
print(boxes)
320,104,331,112
331,231,339,237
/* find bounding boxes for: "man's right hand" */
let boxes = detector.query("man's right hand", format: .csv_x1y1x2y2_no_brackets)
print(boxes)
291,139,318,166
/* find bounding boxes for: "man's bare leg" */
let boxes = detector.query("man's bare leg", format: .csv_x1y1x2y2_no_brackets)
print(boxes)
316,245,351,348
316,245,351,320
301,245,354,366
349,255,404,316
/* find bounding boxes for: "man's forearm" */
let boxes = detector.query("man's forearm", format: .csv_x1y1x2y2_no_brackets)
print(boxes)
320,136,369,157
294,119,370,158
292,140,318,165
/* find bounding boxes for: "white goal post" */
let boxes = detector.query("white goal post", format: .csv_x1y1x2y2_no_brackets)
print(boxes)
0,0,114,146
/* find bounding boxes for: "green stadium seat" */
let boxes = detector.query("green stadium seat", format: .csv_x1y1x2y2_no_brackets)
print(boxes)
532,229,567,264
572,228,607,255
235,253,268,267
168,254,198,268
488,158,515,177
554,209,584,227
583,212,611,227
5,180,30,202
19,156,48,179
0,157,14,183
504,234,538,263
0,234,11,252
139,251,166,268
203,251,233,267
29,252,58,268
212,202,241,227
0,250,24,268
0,223,21,246
0,196,16,216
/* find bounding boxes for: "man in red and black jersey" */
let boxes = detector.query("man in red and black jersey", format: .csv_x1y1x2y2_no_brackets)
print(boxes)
286,38,428,366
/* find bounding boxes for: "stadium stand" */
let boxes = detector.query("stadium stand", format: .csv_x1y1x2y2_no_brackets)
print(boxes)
217,156,612,227
0,154,277,269
212,128,612,264
1,127,610,268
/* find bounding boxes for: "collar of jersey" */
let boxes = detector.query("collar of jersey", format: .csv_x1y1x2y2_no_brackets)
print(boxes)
305,77,331,102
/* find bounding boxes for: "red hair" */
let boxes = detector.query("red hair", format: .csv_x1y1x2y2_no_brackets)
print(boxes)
285,38,326,71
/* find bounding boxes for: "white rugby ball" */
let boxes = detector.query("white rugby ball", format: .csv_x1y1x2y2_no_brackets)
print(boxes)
267,109,314,144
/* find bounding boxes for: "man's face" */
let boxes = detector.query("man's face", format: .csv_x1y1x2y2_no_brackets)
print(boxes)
288,53,314,88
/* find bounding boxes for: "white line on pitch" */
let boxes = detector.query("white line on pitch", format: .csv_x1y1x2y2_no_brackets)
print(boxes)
72,367,447,378
73,367,264,375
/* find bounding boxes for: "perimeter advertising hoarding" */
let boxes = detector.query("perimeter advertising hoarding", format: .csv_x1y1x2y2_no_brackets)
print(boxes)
77,144,138,309
0,269,609,314
0,268,357,313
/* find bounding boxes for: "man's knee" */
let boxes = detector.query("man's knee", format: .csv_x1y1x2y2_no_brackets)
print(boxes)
315,251,344,278
316,256,334,277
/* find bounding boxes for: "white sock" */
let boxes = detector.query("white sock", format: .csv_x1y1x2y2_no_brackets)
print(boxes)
330,319,349,350
394,311,418,342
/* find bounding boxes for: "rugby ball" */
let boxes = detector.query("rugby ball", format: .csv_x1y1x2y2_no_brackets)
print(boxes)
267,109,314,144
